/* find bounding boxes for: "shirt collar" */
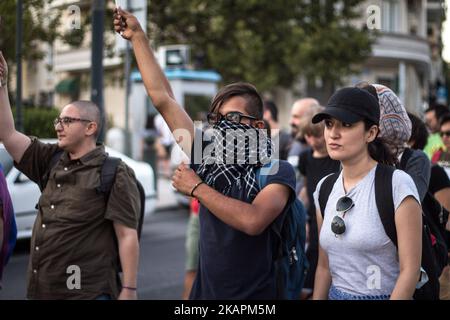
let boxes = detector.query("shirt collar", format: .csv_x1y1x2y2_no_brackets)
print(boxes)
60,145,107,166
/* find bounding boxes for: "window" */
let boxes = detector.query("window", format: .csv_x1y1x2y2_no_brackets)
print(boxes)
382,0,400,32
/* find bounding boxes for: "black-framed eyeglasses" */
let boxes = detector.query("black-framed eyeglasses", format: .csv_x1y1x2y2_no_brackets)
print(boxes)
331,196,354,236
207,112,259,125
440,130,450,138
54,116,92,127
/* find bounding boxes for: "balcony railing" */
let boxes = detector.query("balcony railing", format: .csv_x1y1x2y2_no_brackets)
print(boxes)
371,32,431,66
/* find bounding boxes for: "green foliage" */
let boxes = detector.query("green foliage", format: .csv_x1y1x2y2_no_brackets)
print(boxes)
61,23,85,48
0,0,61,64
147,0,375,92
0,1,116,75
12,107,59,138
0,0,375,96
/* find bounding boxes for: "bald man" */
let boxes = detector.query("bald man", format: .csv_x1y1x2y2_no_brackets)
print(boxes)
287,98,320,193
289,98,320,142
0,53,140,300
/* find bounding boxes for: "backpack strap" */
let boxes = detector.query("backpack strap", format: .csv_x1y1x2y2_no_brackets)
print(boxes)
255,160,288,259
398,147,413,170
39,149,64,192
135,180,145,239
318,173,339,218
256,159,285,231
96,156,121,201
374,163,398,247
256,160,279,189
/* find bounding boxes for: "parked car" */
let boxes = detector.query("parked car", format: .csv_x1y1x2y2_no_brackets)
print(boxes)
0,140,157,239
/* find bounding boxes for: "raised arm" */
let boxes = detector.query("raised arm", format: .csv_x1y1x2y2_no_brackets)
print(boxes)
113,8,194,157
0,51,31,163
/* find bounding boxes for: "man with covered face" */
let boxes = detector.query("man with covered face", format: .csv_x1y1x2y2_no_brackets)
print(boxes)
114,8,298,299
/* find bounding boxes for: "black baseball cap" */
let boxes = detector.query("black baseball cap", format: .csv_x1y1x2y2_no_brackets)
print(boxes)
312,87,380,125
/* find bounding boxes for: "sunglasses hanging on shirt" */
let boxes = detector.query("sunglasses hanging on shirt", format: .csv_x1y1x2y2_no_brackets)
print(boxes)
331,196,354,236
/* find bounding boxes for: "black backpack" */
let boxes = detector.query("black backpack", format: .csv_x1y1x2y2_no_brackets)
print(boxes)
399,148,450,245
318,163,448,300
256,160,309,299
38,150,146,239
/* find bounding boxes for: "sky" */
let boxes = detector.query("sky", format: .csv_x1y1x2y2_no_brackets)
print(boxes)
443,0,450,62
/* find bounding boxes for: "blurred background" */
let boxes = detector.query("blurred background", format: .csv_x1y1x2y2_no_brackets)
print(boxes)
0,0,448,299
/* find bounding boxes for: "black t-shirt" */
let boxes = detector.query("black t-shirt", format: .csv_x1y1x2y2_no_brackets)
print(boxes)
429,164,450,195
189,130,296,299
298,149,341,219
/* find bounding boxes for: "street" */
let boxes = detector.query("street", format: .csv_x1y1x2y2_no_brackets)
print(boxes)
0,207,190,300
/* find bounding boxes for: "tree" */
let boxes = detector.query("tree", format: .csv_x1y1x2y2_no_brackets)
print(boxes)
0,0,61,68
0,1,117,97
0,1,116,71
295,0,376,99
147,0,375,94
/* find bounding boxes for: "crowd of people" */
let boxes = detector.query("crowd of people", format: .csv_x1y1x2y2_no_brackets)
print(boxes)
0,7,449,300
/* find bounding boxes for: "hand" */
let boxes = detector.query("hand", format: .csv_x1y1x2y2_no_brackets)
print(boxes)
118,288,137,300
0,51,8,87
113,7,144,41
172,163,202,196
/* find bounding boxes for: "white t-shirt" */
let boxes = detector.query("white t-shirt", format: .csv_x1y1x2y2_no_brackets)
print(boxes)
313,165,420,296
154,114,175,146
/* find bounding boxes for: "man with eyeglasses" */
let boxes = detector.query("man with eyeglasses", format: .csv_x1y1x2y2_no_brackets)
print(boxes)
432,113,450,179
114,9,299,299
424,104,449,158
0,52,140,300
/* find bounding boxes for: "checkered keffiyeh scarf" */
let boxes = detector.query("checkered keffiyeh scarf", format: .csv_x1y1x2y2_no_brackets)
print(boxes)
196,120,272,201
373,84,412,157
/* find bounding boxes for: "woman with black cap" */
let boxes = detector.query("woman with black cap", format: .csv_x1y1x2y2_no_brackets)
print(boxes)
311,87,422,300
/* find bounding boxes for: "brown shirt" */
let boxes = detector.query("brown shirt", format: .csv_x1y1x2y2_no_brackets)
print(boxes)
15,137,140,299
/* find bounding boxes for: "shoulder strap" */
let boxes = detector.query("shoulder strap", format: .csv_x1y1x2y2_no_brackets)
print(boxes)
256,160,281,189
399,147,413,170
39,150,64,192
318,173,339,218
374,164,397,247
97,156,121,200
135,179,145,239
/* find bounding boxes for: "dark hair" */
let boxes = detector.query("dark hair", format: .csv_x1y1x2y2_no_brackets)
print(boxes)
439,113,450,128
263,100,278,122
355,81,379,105
209,82,263,119
364,120,396,165
425,103,450,122
407,112,429,150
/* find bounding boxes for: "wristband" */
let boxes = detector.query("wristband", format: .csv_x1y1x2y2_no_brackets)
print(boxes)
122,286,137,291
190,181,204,197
